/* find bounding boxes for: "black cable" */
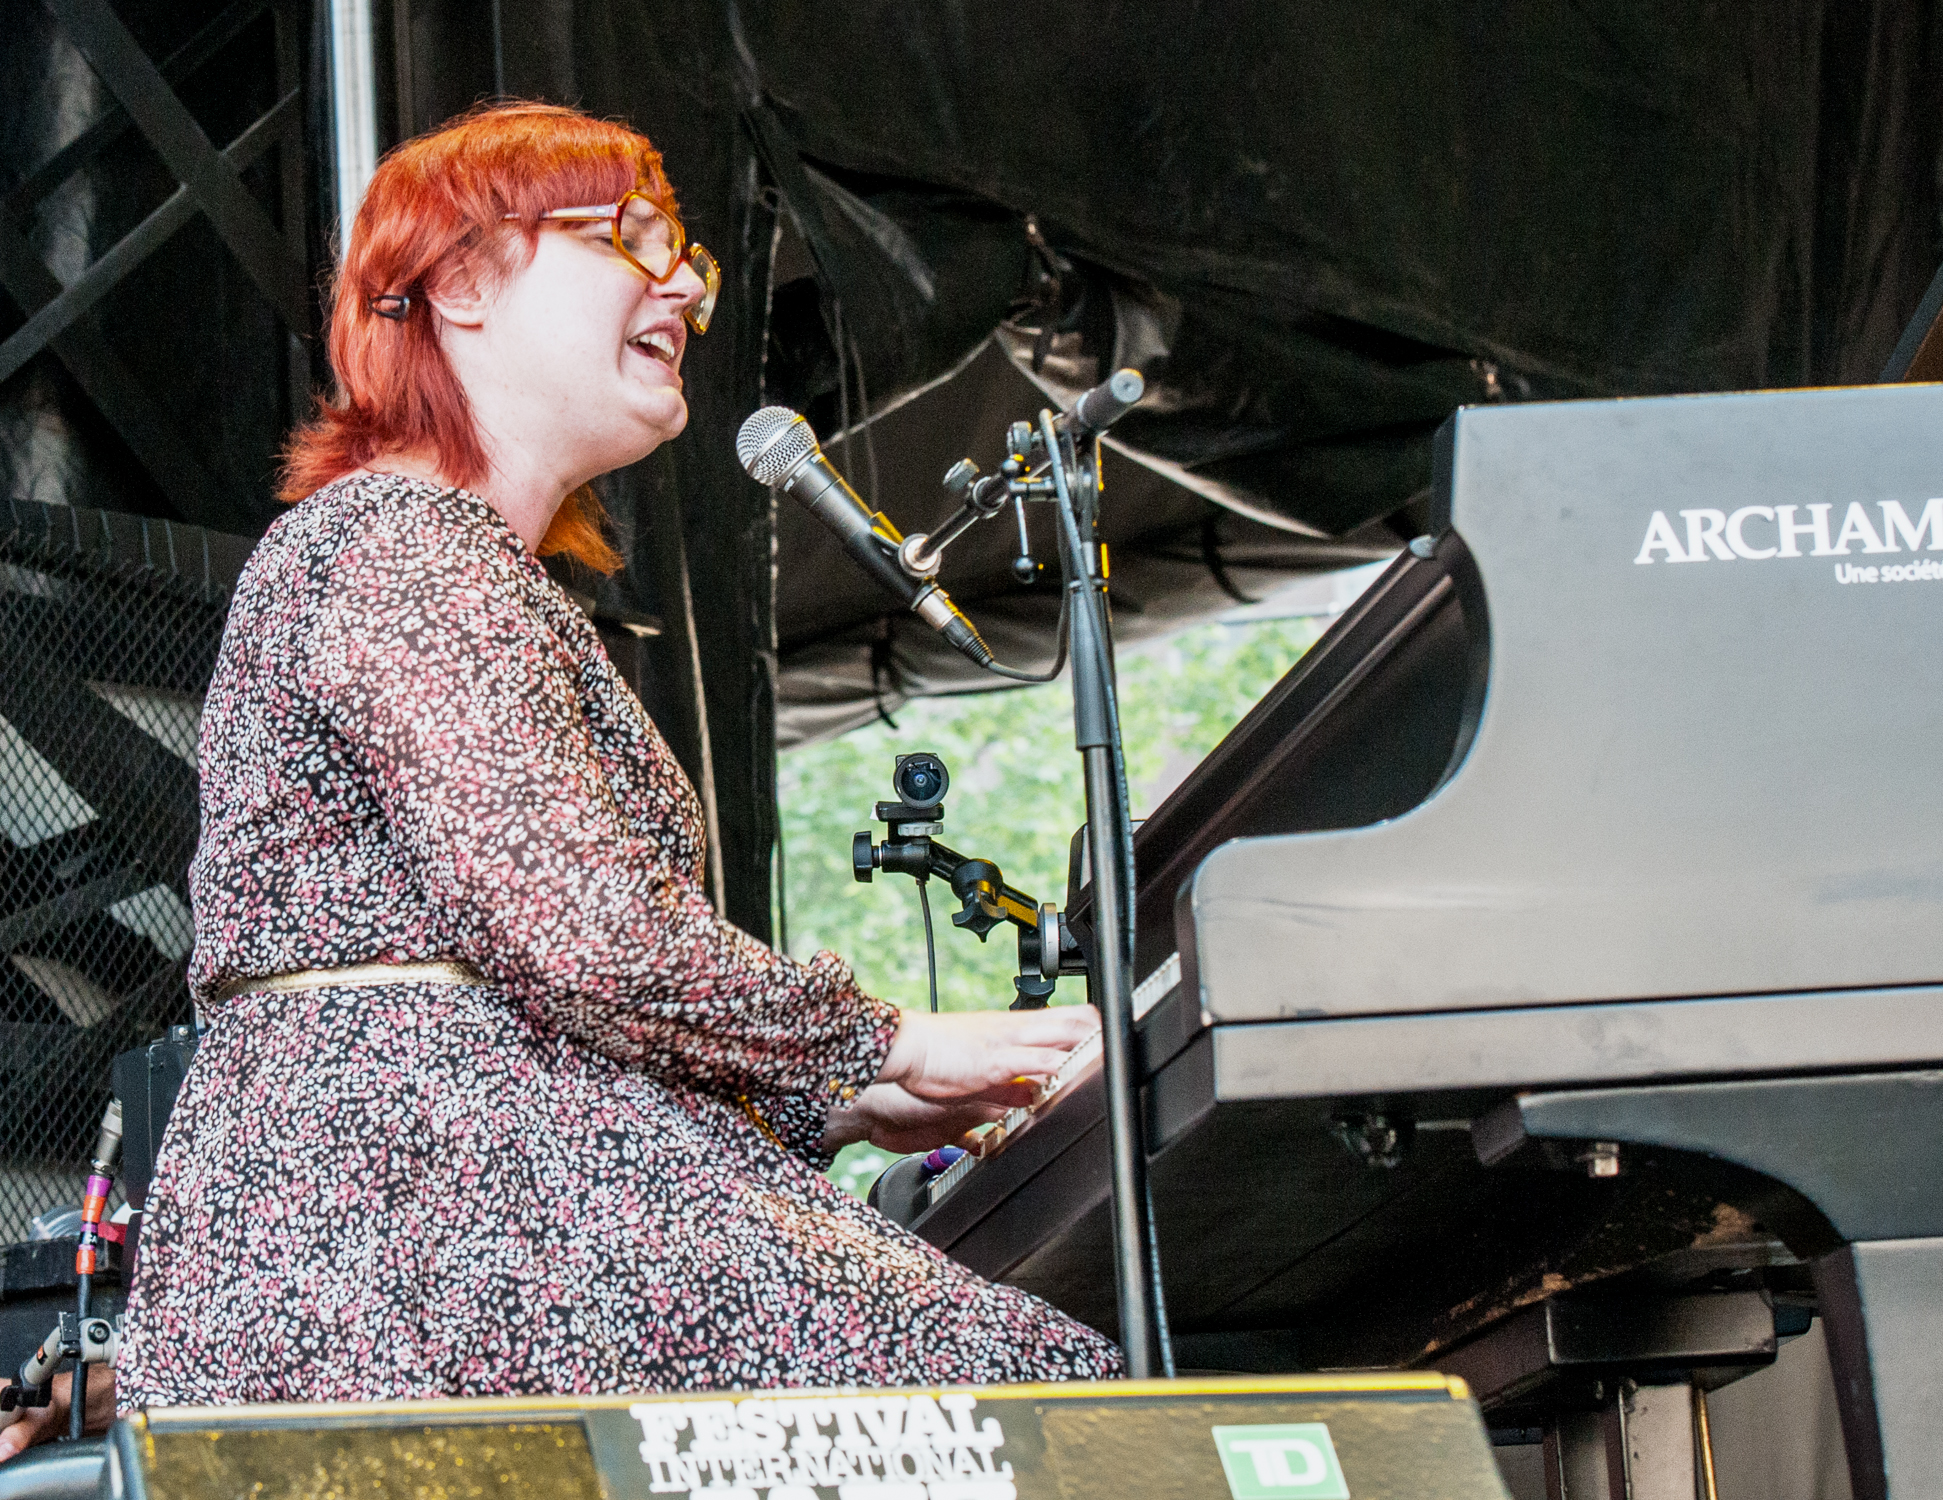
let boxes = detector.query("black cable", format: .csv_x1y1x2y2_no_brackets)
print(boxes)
69,1344,87,1442
1083,443,1141,1014
1200,511,1260,605
773,806,789,957
1099,584,1167,1374
1145,1176,1177,1378
832,300,853,478
850,333,882,514
973,587,1073,684
869,616,901,730
917,878,939,1013
1084,504,1162,1375
489,0,506,96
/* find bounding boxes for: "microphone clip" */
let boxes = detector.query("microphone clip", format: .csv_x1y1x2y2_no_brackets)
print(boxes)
893,457,1016,581
901,371,1143,585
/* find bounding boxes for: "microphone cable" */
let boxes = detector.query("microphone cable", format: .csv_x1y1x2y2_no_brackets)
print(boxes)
976,584,1072,684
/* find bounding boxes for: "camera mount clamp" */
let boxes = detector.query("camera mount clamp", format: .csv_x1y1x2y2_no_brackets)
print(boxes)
853,754,1085,1008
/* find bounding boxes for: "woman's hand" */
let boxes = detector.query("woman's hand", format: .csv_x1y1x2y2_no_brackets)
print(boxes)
877,1005,1100,1106
0,1368,116,1463
822,1083,1011,1156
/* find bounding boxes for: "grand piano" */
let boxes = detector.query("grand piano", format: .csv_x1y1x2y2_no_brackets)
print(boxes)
876,382,1943,1499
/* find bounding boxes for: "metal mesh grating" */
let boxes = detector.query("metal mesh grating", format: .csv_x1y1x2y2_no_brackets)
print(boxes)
0,501,248,1246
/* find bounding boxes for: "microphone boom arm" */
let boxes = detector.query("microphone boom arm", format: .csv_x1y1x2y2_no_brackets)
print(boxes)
895,370,1144,581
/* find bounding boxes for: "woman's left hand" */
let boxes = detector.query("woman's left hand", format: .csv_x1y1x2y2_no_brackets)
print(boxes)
822,1083,1008,1156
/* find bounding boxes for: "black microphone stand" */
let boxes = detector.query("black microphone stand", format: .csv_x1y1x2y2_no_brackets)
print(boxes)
1040,410,1169,1379
892,371,1172,1377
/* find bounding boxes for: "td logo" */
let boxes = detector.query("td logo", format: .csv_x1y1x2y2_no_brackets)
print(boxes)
1211,1423,1350,1500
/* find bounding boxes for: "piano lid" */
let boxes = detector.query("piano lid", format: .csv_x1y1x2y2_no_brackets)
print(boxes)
1183,383,1943,1021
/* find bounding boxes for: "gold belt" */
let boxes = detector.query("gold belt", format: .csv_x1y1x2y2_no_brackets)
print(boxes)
214,960,487,1003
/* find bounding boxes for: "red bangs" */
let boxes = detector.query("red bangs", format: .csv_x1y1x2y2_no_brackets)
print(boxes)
280,102,674,573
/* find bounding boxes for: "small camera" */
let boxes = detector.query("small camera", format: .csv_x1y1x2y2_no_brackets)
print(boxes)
892,752,950,811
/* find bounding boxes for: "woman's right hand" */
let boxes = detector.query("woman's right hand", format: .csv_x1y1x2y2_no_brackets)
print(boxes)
878,1004,1101,1107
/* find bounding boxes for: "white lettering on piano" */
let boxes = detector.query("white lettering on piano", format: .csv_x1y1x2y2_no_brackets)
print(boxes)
1637,499,1943,573
1634,511,1688,563
1679,508,1734,561
1725,506,1776,559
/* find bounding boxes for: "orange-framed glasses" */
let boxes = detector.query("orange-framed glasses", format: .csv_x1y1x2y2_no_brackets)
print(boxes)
509,190,721,333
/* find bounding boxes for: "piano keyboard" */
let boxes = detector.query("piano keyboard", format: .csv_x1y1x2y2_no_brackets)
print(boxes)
1133,951,1181,1017
926,1028,1104,1206
922,957,1184,1211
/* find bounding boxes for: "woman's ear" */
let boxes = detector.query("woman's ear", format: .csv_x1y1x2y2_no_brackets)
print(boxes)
424,266,489,329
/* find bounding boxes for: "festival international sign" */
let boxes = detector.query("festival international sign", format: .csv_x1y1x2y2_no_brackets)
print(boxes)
110,1375,1511,1499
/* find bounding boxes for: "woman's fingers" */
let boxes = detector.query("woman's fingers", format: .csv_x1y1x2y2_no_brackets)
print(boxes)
879,1006,1104,1103
988,1041,1093,1078
824,1083,1016,1156
863,1083,1009,1131
965,1008,1100,1057
834,1002,1105,1154
867,1096,1011,1155
0,1412,49,1464
1008,1006,1103,1044
940,1060,1076,1106
951,1078,1043,1110
0,1373,67,1463
0,1369,116,1462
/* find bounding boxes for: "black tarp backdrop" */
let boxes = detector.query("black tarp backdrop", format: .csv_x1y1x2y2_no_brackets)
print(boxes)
0,0,327,533
5,0,1942,938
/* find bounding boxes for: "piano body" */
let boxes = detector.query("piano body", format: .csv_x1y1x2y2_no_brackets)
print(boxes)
880,383,1943,1498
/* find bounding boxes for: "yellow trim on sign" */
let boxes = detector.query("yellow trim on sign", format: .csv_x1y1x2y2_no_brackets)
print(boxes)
972,1373,1464,1401
137,1372,1468,1431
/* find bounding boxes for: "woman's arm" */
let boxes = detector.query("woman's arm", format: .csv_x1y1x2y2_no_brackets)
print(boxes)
307,516,898,1099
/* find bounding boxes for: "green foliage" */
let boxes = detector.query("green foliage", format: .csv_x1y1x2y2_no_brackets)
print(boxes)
779,613,1327,1197
828,1143,895,1201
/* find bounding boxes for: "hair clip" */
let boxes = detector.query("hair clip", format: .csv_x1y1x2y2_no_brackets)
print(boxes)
368,293,411,321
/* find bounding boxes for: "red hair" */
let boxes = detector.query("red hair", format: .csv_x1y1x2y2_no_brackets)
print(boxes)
282,101,679,572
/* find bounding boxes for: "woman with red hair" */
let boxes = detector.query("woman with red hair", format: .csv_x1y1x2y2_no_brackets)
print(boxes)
5,102,1118,1443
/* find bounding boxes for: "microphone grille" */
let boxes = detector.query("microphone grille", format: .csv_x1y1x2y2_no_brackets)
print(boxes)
737,406,817,487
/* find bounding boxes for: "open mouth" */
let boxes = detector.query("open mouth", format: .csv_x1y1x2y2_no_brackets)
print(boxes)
629,328,681,367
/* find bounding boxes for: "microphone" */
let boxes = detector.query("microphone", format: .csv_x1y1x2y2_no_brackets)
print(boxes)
1061,368,1145,437
736,407,995,668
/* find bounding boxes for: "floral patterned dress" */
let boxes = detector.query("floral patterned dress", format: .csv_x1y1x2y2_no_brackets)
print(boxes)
116,473,1120,1408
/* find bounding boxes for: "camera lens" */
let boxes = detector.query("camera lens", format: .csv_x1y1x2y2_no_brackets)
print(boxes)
893,752,950,809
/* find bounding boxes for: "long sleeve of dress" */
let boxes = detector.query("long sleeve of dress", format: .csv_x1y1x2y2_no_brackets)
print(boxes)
302,501,900,1102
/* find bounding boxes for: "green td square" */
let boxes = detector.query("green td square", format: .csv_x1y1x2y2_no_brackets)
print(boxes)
1211,1423,1350,1500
